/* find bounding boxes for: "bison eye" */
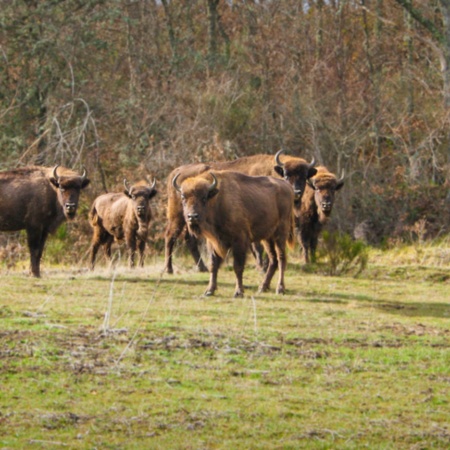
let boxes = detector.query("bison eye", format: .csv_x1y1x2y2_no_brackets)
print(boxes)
59,188,66,193
180,194,185,201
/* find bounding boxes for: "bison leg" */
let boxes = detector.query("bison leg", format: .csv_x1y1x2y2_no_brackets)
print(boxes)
232,247,246,298
274,241,287,294
258,240,277,293
90,229,112,270
138,239,146,268
104,235,114,261
26,228,48,277
184,231,208,273
205,252,222,296
164,217,185,274
250,241,268,272
127,237,137,268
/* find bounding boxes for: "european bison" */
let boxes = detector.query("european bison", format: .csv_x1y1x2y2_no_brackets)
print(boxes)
0,165,90,277
164,150,315,273
297,166,345,263
89,178,157,269
172,170,295,297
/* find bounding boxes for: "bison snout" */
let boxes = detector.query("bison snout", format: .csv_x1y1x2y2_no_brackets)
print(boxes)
136,206,146,217
321,201,332,212
187,213,199,224
65,203,77,217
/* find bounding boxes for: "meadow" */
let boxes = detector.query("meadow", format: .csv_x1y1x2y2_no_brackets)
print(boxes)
0,244,449,449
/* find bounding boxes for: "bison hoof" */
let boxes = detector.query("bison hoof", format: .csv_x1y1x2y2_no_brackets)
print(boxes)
204,290,215,297
276,286,285,295
258,285,269,293
233,291,244,298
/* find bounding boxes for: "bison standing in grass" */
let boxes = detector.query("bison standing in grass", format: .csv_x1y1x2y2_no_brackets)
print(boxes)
297,166,344,263
0,165,90,277
164,150,316,274
89,178,157,269
172,170,295,297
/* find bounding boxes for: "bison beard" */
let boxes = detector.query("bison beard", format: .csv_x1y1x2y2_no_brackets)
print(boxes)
173,170,295,297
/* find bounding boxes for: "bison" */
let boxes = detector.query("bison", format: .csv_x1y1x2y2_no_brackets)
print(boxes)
89,178,157,269
164,150,316,273
297,166,345,263
0,165,90,277
172,170,295,297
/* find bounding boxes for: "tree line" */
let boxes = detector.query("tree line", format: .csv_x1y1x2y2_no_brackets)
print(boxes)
1,0,450,250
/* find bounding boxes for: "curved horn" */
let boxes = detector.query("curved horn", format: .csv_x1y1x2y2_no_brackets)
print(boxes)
172,173,182,193
208,173,218,192
146,175,156,190
52,165,60,181
337,169,345,184
308,156,316,168
123,178,132,194
80,166,87,181
274,149,285,167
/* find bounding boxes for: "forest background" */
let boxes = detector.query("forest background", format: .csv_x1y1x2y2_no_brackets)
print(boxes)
1,0,450,259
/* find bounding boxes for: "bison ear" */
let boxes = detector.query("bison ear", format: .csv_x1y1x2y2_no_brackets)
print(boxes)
207,188,219,199
307,167,318,178
124,189,132,198
81,178,90,188
149,189,158,199
274,166,284,177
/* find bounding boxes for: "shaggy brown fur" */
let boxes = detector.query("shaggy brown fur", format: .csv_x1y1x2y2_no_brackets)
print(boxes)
297,166,344,263
0,165,90,277
164,151,315,273
174,170,295,297
89,180,157,269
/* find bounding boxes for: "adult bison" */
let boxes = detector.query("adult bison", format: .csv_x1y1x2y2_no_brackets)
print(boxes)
164,150,316,273
0,165,90,277
172,170,295,297
297,166,345,263
89,178,157,269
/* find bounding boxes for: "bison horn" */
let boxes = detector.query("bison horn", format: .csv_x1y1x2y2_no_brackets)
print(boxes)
146,176,156,190
308,156,316,168
337,169,345,184
274,149,285,167
208,173,218,191
80,166,87,181
172,173,182,193
124,178,132,194
52,165,60,181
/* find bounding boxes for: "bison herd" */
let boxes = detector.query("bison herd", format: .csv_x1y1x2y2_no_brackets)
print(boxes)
0,151,344,296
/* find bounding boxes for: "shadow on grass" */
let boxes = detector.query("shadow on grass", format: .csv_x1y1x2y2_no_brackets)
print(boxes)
303,291,449,319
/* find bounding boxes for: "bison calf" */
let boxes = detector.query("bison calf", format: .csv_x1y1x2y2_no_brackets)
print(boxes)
0,165,90,277
297,166,344,263
173,170,295,297
89,178,157,269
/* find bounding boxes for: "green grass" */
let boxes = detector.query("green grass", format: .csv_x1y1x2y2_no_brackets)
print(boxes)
0,248,449,449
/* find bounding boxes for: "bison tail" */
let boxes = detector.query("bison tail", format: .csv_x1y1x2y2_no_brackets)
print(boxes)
89,205,99,226
287,212,296,250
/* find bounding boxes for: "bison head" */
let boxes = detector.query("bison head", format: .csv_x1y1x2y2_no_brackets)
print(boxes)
273,149,317,202
172,172,218,235
50,165,90,219
307,169,344,216
124,177,158,219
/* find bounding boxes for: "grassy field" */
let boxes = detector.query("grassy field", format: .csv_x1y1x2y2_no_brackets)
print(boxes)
0,246,449,449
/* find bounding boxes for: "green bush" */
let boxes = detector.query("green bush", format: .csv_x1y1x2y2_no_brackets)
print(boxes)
319,231,369,276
